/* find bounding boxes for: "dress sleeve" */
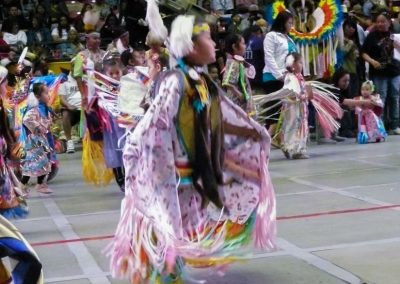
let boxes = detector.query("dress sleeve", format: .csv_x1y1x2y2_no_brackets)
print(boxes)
222,59,239,86
22,109,44,134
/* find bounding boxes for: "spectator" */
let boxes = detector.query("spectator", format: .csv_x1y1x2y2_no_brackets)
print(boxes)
235,0,257,10
74,3,94,33
46,0,70,28
57,29,84,59
34,4,50,28
211,0,234,13
2,0,22,10
20,0,37,18
124,0,148,46
255,18,269,35
333,68,357,138
58,68,81,154
340,18,362,98
93,0,110,22
363,0,376,17
227,12,242,34
262,11,296,136
349,4,373,30
0,32,11,53
107,29,131,54
362,10,400,135
3,22,27,46
26,17,52,47
1,6,28,32
248,4,263,25
100,14,120,45
243,25,264,89
52,16,76,43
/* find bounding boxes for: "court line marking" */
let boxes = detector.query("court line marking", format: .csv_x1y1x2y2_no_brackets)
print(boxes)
29,203,400,248
44,236,400,283
275,238,362,284
42,197,111,284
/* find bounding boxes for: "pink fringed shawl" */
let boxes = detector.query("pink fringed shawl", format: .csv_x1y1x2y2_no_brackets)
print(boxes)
107,72,276,282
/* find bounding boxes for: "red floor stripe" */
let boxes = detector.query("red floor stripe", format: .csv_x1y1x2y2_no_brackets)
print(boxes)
31,235,114,247
277,204,400,220
30,204,400,247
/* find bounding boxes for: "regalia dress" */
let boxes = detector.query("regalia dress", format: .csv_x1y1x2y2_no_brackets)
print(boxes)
355,95,387,144
109,65,276,283
0,137,28,219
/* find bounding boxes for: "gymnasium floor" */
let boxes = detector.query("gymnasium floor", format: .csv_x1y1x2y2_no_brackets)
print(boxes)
13,136,400,284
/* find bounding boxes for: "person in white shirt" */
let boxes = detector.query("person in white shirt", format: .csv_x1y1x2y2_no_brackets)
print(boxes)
51,16,76,43
3,22,27,45
58,69,82,153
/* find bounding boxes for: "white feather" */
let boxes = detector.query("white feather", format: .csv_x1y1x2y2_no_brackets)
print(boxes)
146,0,168,42
169,15,195,59
285,54,295,68
83,10,100,25
0,66,8,83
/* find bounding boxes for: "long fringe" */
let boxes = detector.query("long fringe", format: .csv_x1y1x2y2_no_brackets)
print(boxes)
308,81,343,138
82,132,113,186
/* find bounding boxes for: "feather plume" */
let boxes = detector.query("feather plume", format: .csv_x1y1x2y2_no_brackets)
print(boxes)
83,10,100,26
146,0,168,42
169,15,195,59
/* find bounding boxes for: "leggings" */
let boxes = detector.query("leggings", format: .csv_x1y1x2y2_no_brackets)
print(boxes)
113,167,125,191
21,175,46,185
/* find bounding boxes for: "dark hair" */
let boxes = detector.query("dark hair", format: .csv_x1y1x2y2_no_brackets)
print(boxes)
120,50,131,66
332,68,350,86
271,11,293,34
80,3,92,15
0,98,16,156
57,16,71,38
225,33,243,55
343,17,361,49
374,9,391,21
32,82,45,97
286,52,302,72
243,25,262,43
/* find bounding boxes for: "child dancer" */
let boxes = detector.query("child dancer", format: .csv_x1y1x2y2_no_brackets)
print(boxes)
101,56,126,192
344,80,387,143
20,83,53,194
108,9,276,283
279,52,311,159
222,33,256,116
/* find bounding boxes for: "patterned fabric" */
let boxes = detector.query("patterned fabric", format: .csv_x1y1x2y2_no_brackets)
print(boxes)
21,107,52,177
109,70,276,283
0,137,28,219
0,216,43,284
355,96,387,143
102,116,125,169
222,57,255,115
279,73,308,156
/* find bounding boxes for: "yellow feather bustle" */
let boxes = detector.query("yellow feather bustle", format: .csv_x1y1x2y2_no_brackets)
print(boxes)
82,132,114,186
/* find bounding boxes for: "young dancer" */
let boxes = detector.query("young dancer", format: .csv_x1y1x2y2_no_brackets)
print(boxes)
344,80,387,143
20,83,54,194
108,10,276,283
222,33,256,116
279,52,312,159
